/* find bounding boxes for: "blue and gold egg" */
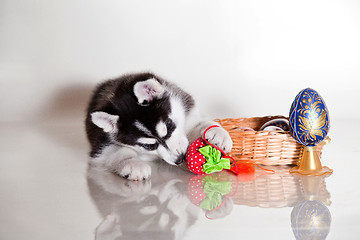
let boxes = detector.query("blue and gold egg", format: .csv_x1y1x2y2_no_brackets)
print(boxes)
289,88,329,146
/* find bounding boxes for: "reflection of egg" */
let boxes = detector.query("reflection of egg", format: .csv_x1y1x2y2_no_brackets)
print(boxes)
289,88,329,146
291,200,331,240
260,118,289,131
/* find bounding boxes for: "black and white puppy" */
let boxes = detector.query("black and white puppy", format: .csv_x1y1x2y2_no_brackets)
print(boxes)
85,72,232,180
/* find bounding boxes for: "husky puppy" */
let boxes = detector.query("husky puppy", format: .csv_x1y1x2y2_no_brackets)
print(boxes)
85,72,232,180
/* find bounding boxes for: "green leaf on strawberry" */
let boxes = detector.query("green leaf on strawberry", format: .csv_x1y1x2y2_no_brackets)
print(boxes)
198,145,231,174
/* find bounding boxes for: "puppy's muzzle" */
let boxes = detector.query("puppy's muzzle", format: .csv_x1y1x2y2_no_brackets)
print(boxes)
175,153,185,165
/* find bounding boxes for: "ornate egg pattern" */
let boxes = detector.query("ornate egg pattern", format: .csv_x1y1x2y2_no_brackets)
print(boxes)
289,88,329,146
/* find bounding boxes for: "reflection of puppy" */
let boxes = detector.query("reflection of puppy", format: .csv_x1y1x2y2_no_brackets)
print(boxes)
85,72,232,180
87,162,200,240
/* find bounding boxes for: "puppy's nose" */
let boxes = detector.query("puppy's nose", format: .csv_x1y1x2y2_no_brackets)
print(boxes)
175,153,185,165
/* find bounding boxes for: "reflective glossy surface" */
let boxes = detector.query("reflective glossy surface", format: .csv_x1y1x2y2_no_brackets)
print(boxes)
0,119,359,240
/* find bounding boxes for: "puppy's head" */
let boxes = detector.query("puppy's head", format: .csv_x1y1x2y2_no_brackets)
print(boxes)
91,75,189,165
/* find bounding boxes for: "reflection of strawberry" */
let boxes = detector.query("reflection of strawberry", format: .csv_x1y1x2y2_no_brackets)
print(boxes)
186,138,207,175
188,175,206,205
187,175,232,211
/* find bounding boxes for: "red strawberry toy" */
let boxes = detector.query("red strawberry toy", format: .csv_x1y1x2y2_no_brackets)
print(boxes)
185,136,233,175
185,126,236,175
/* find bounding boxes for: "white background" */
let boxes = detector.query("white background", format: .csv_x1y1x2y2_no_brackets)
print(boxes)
1,2,360,239
1,0,360,122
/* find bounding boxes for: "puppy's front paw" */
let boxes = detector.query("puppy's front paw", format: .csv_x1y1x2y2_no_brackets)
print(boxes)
118,161,151,181
204,126,233,153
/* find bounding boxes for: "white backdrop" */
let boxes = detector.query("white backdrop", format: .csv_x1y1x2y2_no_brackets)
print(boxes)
1,0,359,122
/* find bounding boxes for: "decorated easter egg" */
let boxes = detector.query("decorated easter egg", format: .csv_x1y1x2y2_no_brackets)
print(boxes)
259,118,290,131
289,88,329,146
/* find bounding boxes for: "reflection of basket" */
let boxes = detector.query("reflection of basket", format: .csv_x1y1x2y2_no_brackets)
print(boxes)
231,166,331,208
216,116,323,165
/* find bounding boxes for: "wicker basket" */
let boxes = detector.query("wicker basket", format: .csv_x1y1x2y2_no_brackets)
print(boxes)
216,116,323,166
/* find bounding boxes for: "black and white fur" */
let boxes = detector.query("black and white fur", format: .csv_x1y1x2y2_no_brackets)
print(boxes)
85,72,232,180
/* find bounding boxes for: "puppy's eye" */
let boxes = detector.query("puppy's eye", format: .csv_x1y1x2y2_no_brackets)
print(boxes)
141,143,158,151
166,119,175,131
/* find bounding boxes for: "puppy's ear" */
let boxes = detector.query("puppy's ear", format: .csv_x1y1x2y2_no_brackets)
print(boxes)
91,111,119,133
133,78,164,105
